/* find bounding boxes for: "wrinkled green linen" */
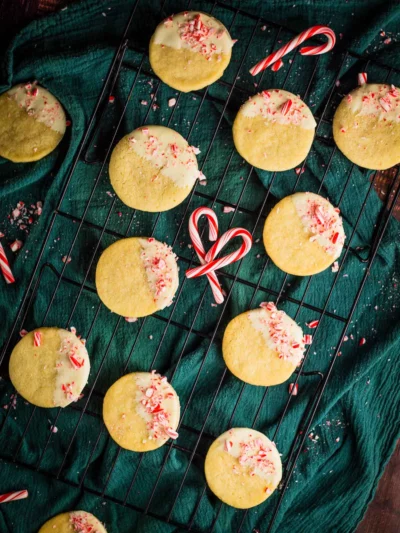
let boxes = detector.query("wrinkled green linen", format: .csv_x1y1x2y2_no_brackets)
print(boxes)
0,1,399,532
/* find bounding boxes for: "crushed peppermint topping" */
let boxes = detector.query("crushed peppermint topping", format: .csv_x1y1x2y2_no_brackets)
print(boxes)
141,239,177,306
255,302,305,364
70,512,101,533
136,371,178,441
224,437,276,478
294,194,345,256
177,13,224,59
33,331,42,347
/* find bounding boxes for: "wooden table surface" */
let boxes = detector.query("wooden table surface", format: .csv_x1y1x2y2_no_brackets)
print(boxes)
0,1,398,532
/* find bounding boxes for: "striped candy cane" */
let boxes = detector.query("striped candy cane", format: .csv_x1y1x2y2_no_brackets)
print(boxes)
188,207,224,303
186,208,253,303
0,490,28,504
250,25,336,75
0,242,15,284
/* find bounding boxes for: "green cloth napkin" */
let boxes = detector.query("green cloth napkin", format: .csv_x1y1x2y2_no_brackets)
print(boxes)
0,1,399,532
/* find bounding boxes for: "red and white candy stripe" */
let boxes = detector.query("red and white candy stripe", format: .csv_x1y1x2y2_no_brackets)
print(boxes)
187,207,223,303
250,25,336,75
186,207,253,303
33,331,42,347
0,242,15,284
0,490,28,504
358,72,367,86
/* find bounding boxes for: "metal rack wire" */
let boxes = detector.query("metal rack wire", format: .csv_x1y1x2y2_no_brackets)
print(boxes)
1,1,400,531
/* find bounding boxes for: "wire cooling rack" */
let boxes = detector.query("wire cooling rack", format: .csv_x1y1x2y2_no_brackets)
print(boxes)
1,1,400,531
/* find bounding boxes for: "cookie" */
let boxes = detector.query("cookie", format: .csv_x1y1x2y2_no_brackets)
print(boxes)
149,11,233,92
205,428,282,509
9,327,90,408
223,302,305,386
38,510,107,533
103,371,180,452
263,192,345,276
0,82,66,163
109,125,199,212
333,83,400,170
95,237,179,318
232,89,316,171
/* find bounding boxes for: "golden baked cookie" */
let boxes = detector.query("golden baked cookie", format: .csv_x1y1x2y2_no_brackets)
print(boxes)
333,83,400,170
149,11,233,92
233,89,316,171
263,192,345,276
0,82,66,163
95,237,179,318
205,428,282,509
222,302,305,386
38,510,107,533
109,125,199,212
9,327,90,408
103,371,180,452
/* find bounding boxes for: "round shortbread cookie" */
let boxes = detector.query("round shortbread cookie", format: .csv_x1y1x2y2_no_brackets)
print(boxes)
103,371,180,452
333,83,400,170
263,192,345,276
9,327,90,408
38,510,107,533
0,82,66,163
149,11,233,92
222,302,305,386
205,428,282,509
233,89,316,171
95,237,179,318
109,125,199,212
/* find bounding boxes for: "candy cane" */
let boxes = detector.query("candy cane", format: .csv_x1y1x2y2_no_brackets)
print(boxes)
0,242,15,284
250,25,336,76
188,207,224,304
0,490,28,504
186,208,253,303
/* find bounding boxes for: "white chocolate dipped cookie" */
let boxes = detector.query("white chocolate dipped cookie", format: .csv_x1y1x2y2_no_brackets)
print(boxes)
38,510,107,533
333,83,400,170
263,192,345,276
233,89,316,171
9,327,90,408
149,11,234,92
0,82,66,162
205,428,282,509
109,125,199,213
103,371,180,452
223,302,305,386
96,237,179,318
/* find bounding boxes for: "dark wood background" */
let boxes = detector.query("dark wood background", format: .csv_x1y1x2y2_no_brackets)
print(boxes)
0,1,398,531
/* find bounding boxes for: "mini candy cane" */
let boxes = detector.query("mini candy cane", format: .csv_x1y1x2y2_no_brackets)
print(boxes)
186,207,252,303
0,490,28,504
250,25,336,75
0,242,15,284
187,207,223,303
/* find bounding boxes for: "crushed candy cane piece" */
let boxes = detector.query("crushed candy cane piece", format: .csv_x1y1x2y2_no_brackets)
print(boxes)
357,72,367,86
307,320,319,329
33,331,42,347
303,334,313,345
289,383,298,395
10,240,23,252
223,206,235,213
125,317,138,323
359,337,366,346
168,98,176,107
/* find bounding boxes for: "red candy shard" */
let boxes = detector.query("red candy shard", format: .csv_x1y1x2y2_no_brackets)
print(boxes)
280,99,292,116
303,334,313,345
289,383,298,395
359,337,366,346
33,331,42,347
307,320,319,329
69,354,84,369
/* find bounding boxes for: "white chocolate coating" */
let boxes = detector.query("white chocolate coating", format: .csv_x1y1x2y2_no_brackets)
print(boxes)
292,192,345,258
139,237,179,310
214,428,282,484
248,305,305,366
134,372,180,442
240,89,316,130
128,126,199,188
345,83,400,123
7,82,66,134
53,329,90,406
153,11,233,57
